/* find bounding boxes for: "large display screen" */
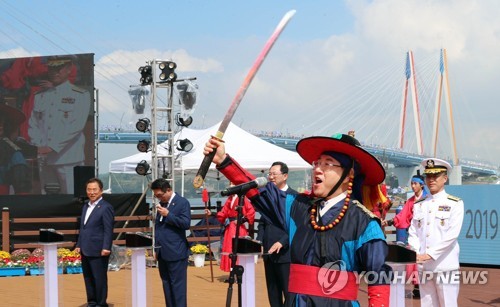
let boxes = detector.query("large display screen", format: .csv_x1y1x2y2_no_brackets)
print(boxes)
447,185,500,266
0,53,95,195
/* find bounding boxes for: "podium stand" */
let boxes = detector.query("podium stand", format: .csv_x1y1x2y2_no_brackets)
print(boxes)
125,232,153,307
388,262,407,306
386,243,417,307
238,253,259,307
36,242,67,307
129,247,148,307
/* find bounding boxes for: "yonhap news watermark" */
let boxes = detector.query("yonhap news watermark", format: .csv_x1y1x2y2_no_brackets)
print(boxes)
358,269,488,285
317,261,489,295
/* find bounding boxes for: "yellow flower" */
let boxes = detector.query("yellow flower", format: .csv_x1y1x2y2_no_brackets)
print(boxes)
57,248,72,258
126,249,150,257
190,244,209,254
0,250,11,260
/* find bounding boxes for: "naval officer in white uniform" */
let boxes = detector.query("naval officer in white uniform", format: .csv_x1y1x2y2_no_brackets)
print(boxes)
408,158,464,307
28,56,90,194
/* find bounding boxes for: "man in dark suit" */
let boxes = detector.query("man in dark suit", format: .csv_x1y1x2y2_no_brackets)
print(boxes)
152,178,191,307
257,162,297,307
75,177,114,307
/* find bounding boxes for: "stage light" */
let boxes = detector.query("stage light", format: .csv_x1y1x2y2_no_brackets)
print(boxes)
176,138,193,152
139,65,153,85
158,61,177,82
175,113,193,127
137,140,150,153
136,118,150,132
135,160,150,176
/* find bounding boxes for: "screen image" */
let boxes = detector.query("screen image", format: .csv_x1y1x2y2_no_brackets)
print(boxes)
0,53,95,195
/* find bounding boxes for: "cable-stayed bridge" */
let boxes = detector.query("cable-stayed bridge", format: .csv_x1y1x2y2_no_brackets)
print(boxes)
99,49,499,183
98,131,498,178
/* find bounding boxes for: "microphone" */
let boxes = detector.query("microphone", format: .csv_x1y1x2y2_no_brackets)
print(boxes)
220,177,268,197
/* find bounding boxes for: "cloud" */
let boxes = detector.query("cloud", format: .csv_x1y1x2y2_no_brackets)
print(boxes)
95,49,223,81
0,47,40,59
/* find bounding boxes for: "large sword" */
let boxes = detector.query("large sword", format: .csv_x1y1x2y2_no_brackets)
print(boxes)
193,9,296,188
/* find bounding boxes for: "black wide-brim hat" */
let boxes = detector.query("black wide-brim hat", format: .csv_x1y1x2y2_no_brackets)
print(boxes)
296,134,385,185
0,104,26,127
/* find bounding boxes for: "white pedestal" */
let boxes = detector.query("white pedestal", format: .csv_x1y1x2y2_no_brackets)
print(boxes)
389,262,407,307
238,253,258,307
38,242,64,307
130,248,147,307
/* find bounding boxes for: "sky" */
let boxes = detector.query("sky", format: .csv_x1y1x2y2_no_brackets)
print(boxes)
1,0,500,170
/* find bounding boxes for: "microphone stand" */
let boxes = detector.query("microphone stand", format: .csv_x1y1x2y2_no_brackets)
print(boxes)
225,192,246,307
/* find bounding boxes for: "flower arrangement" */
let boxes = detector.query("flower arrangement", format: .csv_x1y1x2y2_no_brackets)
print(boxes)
0,250,27,268
10,249,31,262
25,255,44,268
57,248,72,258
32,248,44,257
58,248,81,267
60,255,81,267
190,244,209,254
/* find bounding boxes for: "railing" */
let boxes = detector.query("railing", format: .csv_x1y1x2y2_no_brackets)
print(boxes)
1,208,152,251
0,207,243,252
187,214,222,243
2,205,391,252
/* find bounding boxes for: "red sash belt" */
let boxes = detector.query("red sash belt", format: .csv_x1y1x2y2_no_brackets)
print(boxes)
289,263,358,301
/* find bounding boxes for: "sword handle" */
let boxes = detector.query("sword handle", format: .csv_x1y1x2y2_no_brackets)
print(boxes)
193,150,216,188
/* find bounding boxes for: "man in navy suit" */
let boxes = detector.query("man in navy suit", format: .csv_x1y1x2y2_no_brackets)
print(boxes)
257,162,297,307
152,178,191,307
75,177,114,307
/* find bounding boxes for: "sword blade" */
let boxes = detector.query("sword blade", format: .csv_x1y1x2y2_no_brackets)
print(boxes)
193,9,296,188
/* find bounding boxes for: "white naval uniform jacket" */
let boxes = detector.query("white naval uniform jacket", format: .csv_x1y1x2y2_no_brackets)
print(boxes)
28,80,90,165
408,190,464,272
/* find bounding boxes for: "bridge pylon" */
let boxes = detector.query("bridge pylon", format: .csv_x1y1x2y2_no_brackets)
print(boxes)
398,50,424,155
432,48,459,167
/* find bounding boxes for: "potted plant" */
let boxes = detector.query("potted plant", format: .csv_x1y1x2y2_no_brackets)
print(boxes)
26,248,65,275
190,244,209,268
0,250,27,276
58,248,81,274
25,255,45,275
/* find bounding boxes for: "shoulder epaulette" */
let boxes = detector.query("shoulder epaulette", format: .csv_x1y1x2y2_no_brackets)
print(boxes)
71,84,87,93
414,197,426,204
1,137,21,151
447,194,461,202
354,200,377,219
34,87,52,95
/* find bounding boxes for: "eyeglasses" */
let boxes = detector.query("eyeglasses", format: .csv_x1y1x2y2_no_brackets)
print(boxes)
267,172,283,177
312,160,343,171
153,192,165,199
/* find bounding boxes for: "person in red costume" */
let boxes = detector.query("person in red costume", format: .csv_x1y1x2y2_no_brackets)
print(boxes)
384,171,427,230
205,185,255,272
204,133,391,307
383,171,428,298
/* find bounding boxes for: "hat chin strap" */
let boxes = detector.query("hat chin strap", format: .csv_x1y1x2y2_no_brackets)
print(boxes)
324,160,353,200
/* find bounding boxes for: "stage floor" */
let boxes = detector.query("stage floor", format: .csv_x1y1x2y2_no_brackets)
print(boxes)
0,261,498,306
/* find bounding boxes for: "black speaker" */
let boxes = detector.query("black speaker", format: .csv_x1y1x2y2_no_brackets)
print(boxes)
74,166,95,197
